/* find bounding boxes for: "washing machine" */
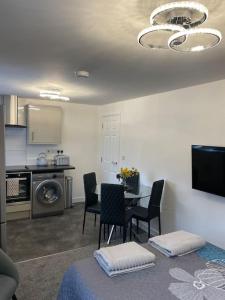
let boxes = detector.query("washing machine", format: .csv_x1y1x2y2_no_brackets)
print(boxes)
32,172,64,218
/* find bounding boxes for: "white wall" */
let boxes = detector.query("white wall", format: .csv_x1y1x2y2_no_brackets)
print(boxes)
5,98,98,202
99,79,225,249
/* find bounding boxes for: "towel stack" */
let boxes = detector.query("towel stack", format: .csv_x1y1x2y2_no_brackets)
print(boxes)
94,242,156,277
149,230,206,257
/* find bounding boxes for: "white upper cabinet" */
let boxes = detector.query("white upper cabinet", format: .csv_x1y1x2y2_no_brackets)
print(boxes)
27,105,62,144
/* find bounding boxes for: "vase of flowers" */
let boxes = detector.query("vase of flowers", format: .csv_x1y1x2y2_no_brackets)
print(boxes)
117,167,139,190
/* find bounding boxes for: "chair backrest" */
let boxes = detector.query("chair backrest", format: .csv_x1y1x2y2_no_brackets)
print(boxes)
100,183,125,226
148,180,164,213
83,172,98,207
126,173,139,194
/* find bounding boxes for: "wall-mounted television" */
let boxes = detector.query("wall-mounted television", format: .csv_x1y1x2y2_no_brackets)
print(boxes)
192,145,225,197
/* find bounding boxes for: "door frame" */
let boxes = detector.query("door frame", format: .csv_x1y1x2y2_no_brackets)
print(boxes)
100,113,121,182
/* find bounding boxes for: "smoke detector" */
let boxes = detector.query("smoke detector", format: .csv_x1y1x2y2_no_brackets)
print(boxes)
74,70,90,78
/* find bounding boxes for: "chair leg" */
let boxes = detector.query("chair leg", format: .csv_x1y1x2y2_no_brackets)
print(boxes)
136,219,139,233
94,214,97,226
130,220,132,241
104,224,106,240
158,215,161,235
107,224,110,238
148,221,150,238
82,210,86,234
123,226,127,243
12,295,17,300
98,223,102,249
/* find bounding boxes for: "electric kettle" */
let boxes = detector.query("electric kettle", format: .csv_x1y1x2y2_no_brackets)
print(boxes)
36,152,48,166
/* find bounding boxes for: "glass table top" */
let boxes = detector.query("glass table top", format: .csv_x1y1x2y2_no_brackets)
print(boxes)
94,184,151,199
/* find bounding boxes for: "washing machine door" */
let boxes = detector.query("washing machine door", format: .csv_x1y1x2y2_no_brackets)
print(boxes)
36,179,63,205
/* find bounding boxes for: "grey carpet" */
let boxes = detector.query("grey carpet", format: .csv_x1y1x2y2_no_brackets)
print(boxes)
16,244,97,300
8,203,148,299
7,203,148,262
7,203,100,261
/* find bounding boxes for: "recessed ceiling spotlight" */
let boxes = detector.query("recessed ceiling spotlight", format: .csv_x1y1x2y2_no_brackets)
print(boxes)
74,70,90,78
40,90,70,101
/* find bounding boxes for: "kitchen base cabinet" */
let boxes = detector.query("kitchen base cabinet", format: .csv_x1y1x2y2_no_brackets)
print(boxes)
6,202,31,221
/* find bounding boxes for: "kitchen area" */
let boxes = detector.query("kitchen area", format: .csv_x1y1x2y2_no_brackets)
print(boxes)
1,96,96,261
4,96,75,222
0,95,99,262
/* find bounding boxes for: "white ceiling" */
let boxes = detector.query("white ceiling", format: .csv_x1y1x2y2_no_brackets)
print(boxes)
0,0,224,105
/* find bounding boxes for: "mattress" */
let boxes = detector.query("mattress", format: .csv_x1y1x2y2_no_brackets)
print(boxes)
57,243,225,300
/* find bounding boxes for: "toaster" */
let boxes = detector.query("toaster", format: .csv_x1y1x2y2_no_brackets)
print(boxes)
54,155,70,166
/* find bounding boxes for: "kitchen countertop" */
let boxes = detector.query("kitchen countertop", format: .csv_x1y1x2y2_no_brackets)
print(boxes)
6,165,75,173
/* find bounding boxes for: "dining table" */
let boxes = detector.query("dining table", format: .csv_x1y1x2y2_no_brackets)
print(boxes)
94,183,152,244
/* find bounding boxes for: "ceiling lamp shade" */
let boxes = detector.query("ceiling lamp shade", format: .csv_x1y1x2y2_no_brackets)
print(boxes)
138,1,222,53
168,28,222,52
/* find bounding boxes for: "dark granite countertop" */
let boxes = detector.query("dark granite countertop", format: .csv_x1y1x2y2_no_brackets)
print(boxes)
6,165,75,173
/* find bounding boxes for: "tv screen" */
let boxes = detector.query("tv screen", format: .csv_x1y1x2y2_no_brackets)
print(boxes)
192,145,225,197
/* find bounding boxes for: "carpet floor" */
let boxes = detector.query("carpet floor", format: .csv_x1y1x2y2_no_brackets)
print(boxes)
16,244,97,300
9,203,148,299
7,203,100,261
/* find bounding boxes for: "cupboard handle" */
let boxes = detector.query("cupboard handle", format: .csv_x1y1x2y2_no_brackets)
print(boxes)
32,131,34,141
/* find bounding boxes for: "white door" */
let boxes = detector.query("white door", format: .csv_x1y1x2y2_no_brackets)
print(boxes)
101,114,120,183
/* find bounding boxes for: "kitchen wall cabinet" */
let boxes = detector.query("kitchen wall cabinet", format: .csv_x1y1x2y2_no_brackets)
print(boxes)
27,105,62,144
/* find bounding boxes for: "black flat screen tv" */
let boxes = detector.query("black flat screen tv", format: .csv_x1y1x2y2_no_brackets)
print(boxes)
192,145,225,197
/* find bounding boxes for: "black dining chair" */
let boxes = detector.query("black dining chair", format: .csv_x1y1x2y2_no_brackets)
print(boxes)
98,183,133,248
131,179,164,238
126,173,140,194
82,172,100,234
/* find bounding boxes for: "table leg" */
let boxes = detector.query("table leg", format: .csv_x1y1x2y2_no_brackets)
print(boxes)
107,225,115,245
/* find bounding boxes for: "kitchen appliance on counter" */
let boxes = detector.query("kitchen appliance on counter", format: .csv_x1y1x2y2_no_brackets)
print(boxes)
54,151,70,166
32,172,64,218
6,172,31,204
36,152,48,166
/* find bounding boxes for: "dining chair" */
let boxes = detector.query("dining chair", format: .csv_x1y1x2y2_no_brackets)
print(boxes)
98,183,133,248
126,173,139,194
0,248,19,300
131,179,164,238
125,173,140,207
82,172,100,234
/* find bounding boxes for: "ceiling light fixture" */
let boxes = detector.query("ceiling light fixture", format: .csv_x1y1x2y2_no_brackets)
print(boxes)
40,90,70,101
138,1,222,52
137,24,184,49
168,28,222,52
150,2,208,28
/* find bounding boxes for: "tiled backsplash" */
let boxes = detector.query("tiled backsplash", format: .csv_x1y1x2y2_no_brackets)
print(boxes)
5,128,58,166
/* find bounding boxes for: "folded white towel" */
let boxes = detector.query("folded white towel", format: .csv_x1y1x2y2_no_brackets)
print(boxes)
94,242,155,277
149,230,206,257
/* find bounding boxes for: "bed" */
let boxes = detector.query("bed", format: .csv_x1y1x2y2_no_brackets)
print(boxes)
57,243,225,300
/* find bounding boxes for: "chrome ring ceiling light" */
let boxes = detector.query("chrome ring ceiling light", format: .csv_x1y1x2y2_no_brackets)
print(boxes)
137,24,184,49
138,1,222,52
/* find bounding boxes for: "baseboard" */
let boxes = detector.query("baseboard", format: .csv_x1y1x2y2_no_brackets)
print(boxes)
72,197,84,203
